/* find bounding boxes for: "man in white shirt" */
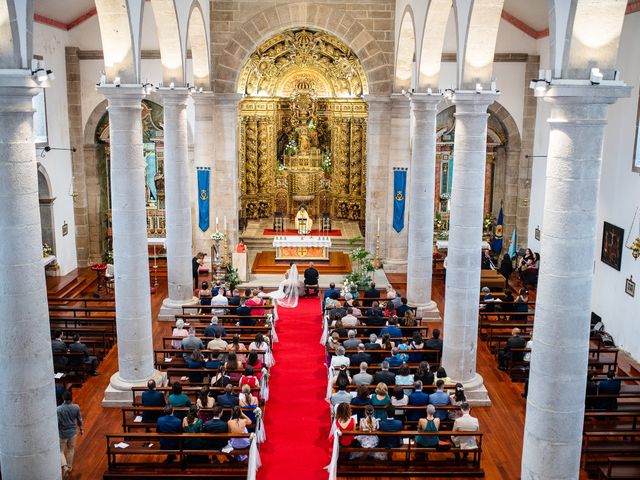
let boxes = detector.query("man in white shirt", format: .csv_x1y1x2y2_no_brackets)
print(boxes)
207,330,228,351
211,287,229,315
452,403,480,450
341,307,359,327
330,346,350,369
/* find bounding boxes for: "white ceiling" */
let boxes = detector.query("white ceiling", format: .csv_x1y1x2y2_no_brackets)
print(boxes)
502,0,549,32
34,0,95,25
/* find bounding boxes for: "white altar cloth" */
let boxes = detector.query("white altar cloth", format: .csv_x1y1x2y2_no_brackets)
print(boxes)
272,236,332,248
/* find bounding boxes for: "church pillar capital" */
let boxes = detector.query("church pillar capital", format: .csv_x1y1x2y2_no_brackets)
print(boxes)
521,80,630,480
0,72,62,478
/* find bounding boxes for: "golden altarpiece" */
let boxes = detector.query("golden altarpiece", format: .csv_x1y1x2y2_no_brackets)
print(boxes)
237,29,369,228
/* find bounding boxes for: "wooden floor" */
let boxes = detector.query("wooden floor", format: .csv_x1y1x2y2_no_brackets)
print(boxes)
58,268,623,479
251,250,352,274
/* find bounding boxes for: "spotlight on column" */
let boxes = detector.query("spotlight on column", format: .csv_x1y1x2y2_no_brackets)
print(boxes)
35,69,47,82
169,82,175,90
475,82,483,93
46,70,55,81
590,67,603,85
198,87,204,93
113,77,121,87
427,88,433,94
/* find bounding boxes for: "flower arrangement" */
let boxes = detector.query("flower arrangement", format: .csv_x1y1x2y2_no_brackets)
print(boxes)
210,231,225,242
284,137,297,156
42,243,53,257
483,213,494,231
344,239,375,289
321,149,332,174
439,192,451,201
276,162,286,173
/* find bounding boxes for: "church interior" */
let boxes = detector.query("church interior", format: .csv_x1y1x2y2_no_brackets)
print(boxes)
1,0,640,479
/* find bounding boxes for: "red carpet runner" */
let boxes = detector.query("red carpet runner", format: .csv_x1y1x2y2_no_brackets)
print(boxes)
259,297,330,479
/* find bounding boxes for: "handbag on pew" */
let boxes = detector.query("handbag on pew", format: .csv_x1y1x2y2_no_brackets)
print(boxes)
436,440,452,451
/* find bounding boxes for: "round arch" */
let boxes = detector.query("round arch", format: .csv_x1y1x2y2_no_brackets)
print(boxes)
186,1,210,89
215,3,392,95
394,5,416,92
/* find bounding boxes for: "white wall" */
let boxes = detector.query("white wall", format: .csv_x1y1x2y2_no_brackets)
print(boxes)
33,23,78,276
527,13,640,361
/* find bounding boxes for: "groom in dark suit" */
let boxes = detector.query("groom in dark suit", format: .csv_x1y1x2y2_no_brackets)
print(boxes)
304,262,320,296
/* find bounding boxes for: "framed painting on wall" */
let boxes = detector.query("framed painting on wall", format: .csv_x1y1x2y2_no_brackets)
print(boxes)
601,222,624,271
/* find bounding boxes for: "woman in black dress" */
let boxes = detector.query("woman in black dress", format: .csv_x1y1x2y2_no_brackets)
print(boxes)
192,252,205,290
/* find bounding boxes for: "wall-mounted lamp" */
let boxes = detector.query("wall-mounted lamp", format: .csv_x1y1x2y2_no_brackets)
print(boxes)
39,145,77,158
625,206,640,260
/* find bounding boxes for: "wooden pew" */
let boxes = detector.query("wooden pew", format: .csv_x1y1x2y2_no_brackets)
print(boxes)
597,456,640,479
161,335,271,350
49,304,116,317
582,431,640,471
131,386,259,405
120,406,262,432
337,430,484,477
104,432,252,479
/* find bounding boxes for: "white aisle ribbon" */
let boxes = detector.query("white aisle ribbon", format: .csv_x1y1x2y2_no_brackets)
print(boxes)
320,315,329,345
325,366,334,402
264,345,275,367
255,414,266,443
324,432,340,480
260,368,270,401
247,434,261,480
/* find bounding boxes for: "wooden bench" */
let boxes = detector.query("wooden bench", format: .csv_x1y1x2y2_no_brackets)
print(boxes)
49,304,116,317
337,430,484,477
582,431,640,471
182,304,274,314
104,432,253,479
598,456,640,479
161,335,271,349
130,386,259,405
120,406,263,432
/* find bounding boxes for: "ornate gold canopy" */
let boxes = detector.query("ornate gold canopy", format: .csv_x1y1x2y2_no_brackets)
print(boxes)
237,29,369,97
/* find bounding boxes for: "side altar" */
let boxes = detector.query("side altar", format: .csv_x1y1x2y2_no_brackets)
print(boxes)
273,235,332,261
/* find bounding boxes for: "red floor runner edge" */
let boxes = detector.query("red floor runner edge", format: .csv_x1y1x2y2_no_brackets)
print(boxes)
258,297,331,479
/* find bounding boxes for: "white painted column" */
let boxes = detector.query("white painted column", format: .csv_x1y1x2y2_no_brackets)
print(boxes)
441,91,498,405
158,88,197,320
0,74,61,479
212,94,241,247
521,84,630,480
385,94,411,272
364,95,391,257
97,86,163,406
192,92,214,257
406,93,441,319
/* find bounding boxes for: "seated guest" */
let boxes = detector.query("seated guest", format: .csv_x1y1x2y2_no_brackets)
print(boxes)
424,329,443,363
141,379,166,424
204,316,226,338
330,319,348,338
522,252,540,288
199,281,212,306
353,362,373,386
323,282,340,308
501,288,515,311
186,350,206,383
69,334,99,376
236,298,254,326
341,308,360,327
196,386,215,410
429,380,451,421
52,331,68,372
480,286,501,312
205,350,224,370
226,335,247,363
335,403,356,447
202,405,228,450
498,328,527,370
331,365,352,387
210,365,232,388
226,410,252,463
330,346,350,369
385,284,397,300
373,361,396,386
330,376,352,409
156,405,182,463
391,292,403,310
327,331,342,353
304,262,320,286
449,383,467,420
349,284,359,299
364,305,386,335
211,280,223,296
370,383,391,420
391,386,409,417
414,362,435,387
343,330,360,351
351,385,372,419
401,310,417,328
249,333,270,363
481,249,495,270
207,330,228,351
246,352,264,380
355,405,383,459
216,384,239,410
511,289,530,321
211,287,229,315
325,291,342,311
351,299,363,317
239,366,260,392
364,282,379,306
499,253,514,281
380,319,402,341
451,403,480,450
168,382,191,419
407,381,430,422
171,319,189,349
435,366,451,385
364,334,383,363
225,352,244,383
415,404,440,448
396,297,410,317
378,405,403,448
383,347,404,367
585,373,599,410
182,406,207,460
409,332,425,363
181,327,204,360
395,363,415,396
597,369,622,410
351,344,372,366
246,289,265,316
228,288,242,306
239,384,259,422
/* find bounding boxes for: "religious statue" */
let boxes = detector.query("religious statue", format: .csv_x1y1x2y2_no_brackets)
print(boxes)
295,205,313,235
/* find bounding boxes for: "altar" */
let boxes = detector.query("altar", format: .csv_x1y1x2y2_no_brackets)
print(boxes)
273,235,332,261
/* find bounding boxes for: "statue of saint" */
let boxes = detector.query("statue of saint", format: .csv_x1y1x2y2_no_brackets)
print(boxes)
295,205,313,235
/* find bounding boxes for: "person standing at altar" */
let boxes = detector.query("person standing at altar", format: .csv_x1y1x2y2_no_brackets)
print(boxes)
192,252,205,290
236,239,247,253
295,205,313,235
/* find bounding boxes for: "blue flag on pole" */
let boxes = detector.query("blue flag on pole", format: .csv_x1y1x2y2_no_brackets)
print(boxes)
491,207,504,253
197,168,210,232
393,168,407,233
508,226,517,258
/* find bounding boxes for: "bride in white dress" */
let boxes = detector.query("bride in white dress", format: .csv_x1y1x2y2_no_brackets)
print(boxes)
268,263,299,308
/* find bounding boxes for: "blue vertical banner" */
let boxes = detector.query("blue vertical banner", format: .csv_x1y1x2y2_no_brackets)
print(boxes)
197,167,210,232
393,168,407,233
492,206,504,253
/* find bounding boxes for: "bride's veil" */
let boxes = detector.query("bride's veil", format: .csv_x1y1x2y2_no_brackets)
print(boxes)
279,263,299,308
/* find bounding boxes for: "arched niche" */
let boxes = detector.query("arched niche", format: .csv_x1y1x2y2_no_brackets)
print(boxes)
37,163,56,257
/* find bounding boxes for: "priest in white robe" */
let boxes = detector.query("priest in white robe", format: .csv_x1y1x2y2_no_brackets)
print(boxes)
295,205,313,235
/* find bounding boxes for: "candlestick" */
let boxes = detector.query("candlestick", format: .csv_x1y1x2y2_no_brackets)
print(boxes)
377,216,380,234
224,216,227,231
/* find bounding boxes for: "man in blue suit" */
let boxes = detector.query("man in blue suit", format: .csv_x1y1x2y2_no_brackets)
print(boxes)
383,347,405,367
380,319,403,341
379,405,403,448
429,379,451,421
203,405,229,450
407,381,430,422
216,384,239,420
141,379,166,424
156,405,182,463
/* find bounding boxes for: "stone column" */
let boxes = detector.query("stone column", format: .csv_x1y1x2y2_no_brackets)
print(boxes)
212,94,241,248
158,88,197,320
521,83,630,480
97,85,163,406
0,73,61,479
441,91,499,406
192,92,214,257
406,93,441,319
385,94,411,272
364,95,391,257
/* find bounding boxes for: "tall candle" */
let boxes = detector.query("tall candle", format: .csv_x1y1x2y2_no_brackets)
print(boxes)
377,217,380,234
215,216,219,229
224,216,227,231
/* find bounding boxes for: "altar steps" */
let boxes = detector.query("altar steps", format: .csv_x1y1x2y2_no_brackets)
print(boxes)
251,251,352,275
